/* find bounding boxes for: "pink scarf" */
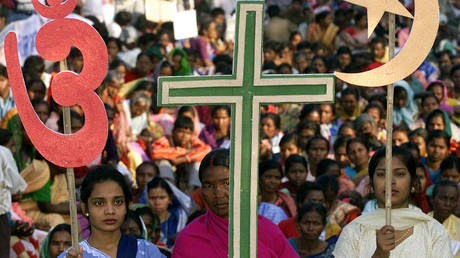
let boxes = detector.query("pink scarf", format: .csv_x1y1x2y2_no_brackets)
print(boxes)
172,210,299,258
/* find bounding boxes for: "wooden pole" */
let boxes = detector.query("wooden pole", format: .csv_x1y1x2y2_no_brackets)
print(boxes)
385,13,396,225
59,60,79,252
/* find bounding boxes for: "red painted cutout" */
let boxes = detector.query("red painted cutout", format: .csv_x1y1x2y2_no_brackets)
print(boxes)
5,0,108,167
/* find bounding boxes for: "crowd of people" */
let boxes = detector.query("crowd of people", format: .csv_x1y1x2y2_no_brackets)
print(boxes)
1,0,460,257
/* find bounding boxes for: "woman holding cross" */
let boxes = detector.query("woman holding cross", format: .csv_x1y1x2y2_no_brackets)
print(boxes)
333,146,452,257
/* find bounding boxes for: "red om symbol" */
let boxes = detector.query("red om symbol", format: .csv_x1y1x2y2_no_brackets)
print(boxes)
5,0,108,167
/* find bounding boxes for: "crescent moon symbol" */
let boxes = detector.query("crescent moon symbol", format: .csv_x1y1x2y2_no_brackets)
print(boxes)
335,0,439,87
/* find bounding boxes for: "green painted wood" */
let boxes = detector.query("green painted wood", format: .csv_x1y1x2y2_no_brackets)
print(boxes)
157,1,334,257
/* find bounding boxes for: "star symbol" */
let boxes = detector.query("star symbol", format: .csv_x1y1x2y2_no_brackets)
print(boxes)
346,0,414,38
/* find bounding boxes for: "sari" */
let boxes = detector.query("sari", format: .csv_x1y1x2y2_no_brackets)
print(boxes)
333,205,453,257
288,238,335,258
58,234,165,258
274,191,297,218
172,210,299,258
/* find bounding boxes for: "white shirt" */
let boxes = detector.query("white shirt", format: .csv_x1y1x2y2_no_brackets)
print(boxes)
0,146,27,215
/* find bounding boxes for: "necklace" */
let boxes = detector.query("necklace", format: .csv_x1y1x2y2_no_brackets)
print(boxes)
395,227,413,245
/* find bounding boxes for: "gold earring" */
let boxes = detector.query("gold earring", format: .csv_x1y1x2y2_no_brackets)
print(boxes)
411,187,416,193
85,213,89,217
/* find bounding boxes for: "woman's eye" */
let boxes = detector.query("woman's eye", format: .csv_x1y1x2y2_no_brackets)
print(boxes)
95,200,103,206
115,199,124,206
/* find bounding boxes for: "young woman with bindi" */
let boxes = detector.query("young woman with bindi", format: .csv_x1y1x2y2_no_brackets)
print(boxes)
280,154,309,198
289,202,336,257
421,130,451,183
344,137,370,186
40,223,72,258
334,146,453,258
259,159,297,218
60,166,164,258
305,135,329,181
199,105,231,149
172,149,298,257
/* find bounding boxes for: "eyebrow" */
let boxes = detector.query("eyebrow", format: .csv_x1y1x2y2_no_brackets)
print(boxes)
90,195,125,200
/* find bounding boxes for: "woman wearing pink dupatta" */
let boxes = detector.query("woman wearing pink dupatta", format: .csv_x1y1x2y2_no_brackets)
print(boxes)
172,149,298,258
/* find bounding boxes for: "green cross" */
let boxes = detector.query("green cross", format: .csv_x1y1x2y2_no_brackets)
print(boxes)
158,1,334,256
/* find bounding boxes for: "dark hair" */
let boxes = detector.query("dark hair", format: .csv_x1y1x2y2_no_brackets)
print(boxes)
136,161,159,176
211,7,225,17
297,202,327,225
401,142,420,158
363,103,384,118
279,133,300,149
337,46,351,56
0,129,12,146
393,124,411,137
199,148,230,182
0,64,7,78
114,11,132,26
124,210,143,237
338,121,355,136
80,165,132,210
425,109,447,129
259,159,282,178
296,121,320,136
440,156,460,174
333,136,351,153
346,137,369,154
211,105,231,117
426,130,450,149
306,135,330,153
23,55,45,74
267,5,281,17
106,37,122,51
316,159,340,177
300,104,322,122
296,182,325,207
451,63,460,77
261,112,281,130
433,180,459,199
368,146,416,187
58,110,84,132
316,175,339,195
315,11,330,23
173,115,194,132
186,210,207,225
134,206,160,232
410,128,427,139
341,86,360,101
277,63,293,73
371,37,386,47
146,177,173,199
48,224,71,243
421,92,440,106
285,154,308,175
26,78,46,93
177,106,196,117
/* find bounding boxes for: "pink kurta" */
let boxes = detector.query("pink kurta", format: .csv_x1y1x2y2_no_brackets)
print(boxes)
172,210,299,258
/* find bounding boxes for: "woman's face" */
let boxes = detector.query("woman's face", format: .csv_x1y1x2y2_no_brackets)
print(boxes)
287,163,308,187
34,103,50,123
49,230,72,258
148,187,171,215
392,130,409,146
427,115,445,132
260,168,282,194
83,180,127,233
115,64,127,79
394,89,408,109
136,55,153,76
160,65,174,76
422,97,440,116
427,138,449,162
140,214,153,240
320,104,334,124
325,164,341,178
305,111,321,125
280,143,300,163
261,117,278,139
213,109,230,131
313,58,327,73
410,135,426,157
415,167,427,193
201,165,230,219
136,166,158,191
307,139,328,166
206,22,218,40
348,142,369,168
430,85,444,102
298,211,325,241
341,94,358,115
107,41,119,59
121,217,141,237
440,167,460,183
373,156,412,209
334,145,350,168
